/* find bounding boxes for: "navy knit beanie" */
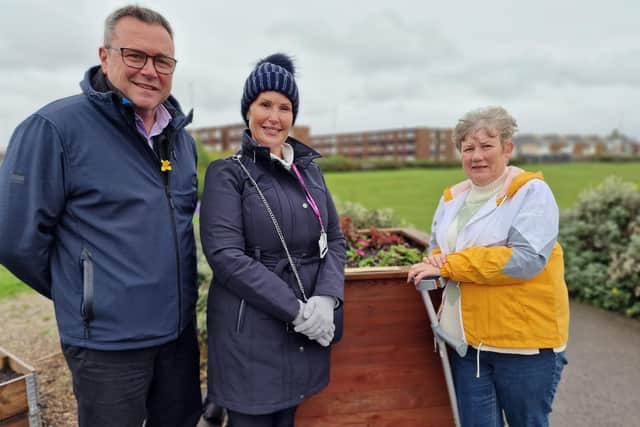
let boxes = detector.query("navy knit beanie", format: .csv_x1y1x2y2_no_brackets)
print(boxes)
241,53,299,126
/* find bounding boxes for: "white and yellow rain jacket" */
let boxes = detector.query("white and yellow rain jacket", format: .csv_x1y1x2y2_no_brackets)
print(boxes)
430,169,569,349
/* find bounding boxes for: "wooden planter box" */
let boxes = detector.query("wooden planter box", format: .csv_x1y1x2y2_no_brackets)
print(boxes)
0,347,41,427
296,228,454,426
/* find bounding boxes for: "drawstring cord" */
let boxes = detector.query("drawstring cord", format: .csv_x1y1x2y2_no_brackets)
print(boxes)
476,342,483,378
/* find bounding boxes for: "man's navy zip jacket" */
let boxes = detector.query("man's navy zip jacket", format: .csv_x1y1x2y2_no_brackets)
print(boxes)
0,66,199,350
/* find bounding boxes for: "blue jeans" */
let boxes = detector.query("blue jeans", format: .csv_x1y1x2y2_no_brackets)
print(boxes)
451,348,567,427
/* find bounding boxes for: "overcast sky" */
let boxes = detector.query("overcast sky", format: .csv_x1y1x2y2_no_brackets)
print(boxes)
1,0,638,150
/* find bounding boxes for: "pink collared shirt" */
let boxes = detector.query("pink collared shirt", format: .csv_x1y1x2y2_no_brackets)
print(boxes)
134,104,172,148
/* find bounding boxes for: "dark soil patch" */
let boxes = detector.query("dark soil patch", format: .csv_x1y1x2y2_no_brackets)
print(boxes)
0,366,21,383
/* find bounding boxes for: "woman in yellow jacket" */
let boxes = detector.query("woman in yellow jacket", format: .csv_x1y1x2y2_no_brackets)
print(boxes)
409,106,569,427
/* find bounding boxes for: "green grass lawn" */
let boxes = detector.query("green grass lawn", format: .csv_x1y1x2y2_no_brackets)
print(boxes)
325,161,640,232
0,265,31,299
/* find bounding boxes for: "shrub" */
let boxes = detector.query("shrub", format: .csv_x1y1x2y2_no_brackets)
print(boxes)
194,222,212,343
315,155,359,172
195,137,233,199
316,155,527,172
334,199,403,229
559,177,640,318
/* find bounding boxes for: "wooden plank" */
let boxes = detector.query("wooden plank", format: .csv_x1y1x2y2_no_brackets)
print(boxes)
339,327,430,342
0,377,27,420
344,280,442,306
342,304,430,327
395,227,430,248
0,412,30,427
297,405,453,427
297,385,450,416
0,347,35,376
345,266,410,281
0,347,37,425
323,364,447,393
330,344,439,366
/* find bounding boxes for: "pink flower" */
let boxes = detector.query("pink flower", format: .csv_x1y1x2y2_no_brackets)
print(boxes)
357,239,369,247
355,248,365,256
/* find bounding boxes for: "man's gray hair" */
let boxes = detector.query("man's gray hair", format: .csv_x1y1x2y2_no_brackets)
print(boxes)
104,5,174,45
453,106,518,150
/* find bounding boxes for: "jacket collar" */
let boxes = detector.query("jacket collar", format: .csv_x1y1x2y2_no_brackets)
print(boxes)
443,166,544,205
240,129,321,169
80,66,193,131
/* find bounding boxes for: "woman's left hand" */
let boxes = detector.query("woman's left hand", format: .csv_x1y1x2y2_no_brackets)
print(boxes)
407,261,442,285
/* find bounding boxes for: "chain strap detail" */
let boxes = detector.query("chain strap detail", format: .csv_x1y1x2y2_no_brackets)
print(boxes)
232,155,308,302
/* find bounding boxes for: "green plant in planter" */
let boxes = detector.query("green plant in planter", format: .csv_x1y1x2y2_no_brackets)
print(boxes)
352,244,424,268
342,217,426,268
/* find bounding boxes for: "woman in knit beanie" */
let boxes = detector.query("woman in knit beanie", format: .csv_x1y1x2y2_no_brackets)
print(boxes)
200,53,346,426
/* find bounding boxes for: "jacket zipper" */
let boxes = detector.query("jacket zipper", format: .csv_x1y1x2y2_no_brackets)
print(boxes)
123,106,185,334
236,299,246,333
235,246,261,334
164,173,183,333
80,248,94,339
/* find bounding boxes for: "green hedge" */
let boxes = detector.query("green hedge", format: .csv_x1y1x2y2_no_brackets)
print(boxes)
316,155,462,172
559,177,640,318
195,138,233,199
316,155,529,173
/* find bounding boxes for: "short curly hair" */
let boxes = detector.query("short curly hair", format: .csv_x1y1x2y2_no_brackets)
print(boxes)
453,106,518,150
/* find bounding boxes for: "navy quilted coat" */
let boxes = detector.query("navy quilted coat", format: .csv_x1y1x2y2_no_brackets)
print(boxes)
200,131,346,414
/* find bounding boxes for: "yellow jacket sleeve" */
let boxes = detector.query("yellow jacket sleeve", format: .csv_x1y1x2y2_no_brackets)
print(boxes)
440,246,523,285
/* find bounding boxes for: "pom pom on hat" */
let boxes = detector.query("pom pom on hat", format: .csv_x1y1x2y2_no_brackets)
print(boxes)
241,53,299,126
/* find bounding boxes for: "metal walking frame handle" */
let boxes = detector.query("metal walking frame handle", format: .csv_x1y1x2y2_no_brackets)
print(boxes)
416,277,464,427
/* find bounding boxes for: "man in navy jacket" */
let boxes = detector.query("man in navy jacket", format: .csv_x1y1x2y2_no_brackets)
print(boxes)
0,5,201,426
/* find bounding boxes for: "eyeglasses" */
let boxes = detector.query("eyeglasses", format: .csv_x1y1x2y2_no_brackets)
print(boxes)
106,47,177,75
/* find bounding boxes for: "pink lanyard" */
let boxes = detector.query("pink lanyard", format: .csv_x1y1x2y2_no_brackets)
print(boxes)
291,164,325,232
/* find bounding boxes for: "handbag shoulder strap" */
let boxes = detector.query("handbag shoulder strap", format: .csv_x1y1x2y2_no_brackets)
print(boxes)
232,155,308,302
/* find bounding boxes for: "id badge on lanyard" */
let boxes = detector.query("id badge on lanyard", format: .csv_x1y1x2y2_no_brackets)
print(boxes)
292,164,328,259
319,230,328,259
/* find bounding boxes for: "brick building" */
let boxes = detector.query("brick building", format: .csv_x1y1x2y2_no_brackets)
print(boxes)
189,124,639,162
189,124,311,153
190,124,457,161
513,132,639,161
310,127,456,161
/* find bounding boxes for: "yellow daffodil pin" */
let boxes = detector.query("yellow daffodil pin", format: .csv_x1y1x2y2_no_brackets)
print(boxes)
160,159,172,172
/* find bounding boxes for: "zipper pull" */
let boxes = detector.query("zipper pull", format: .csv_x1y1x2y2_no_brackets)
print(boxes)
166,189,175,209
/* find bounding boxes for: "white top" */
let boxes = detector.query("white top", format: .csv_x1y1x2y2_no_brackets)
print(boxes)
270,143,294,170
